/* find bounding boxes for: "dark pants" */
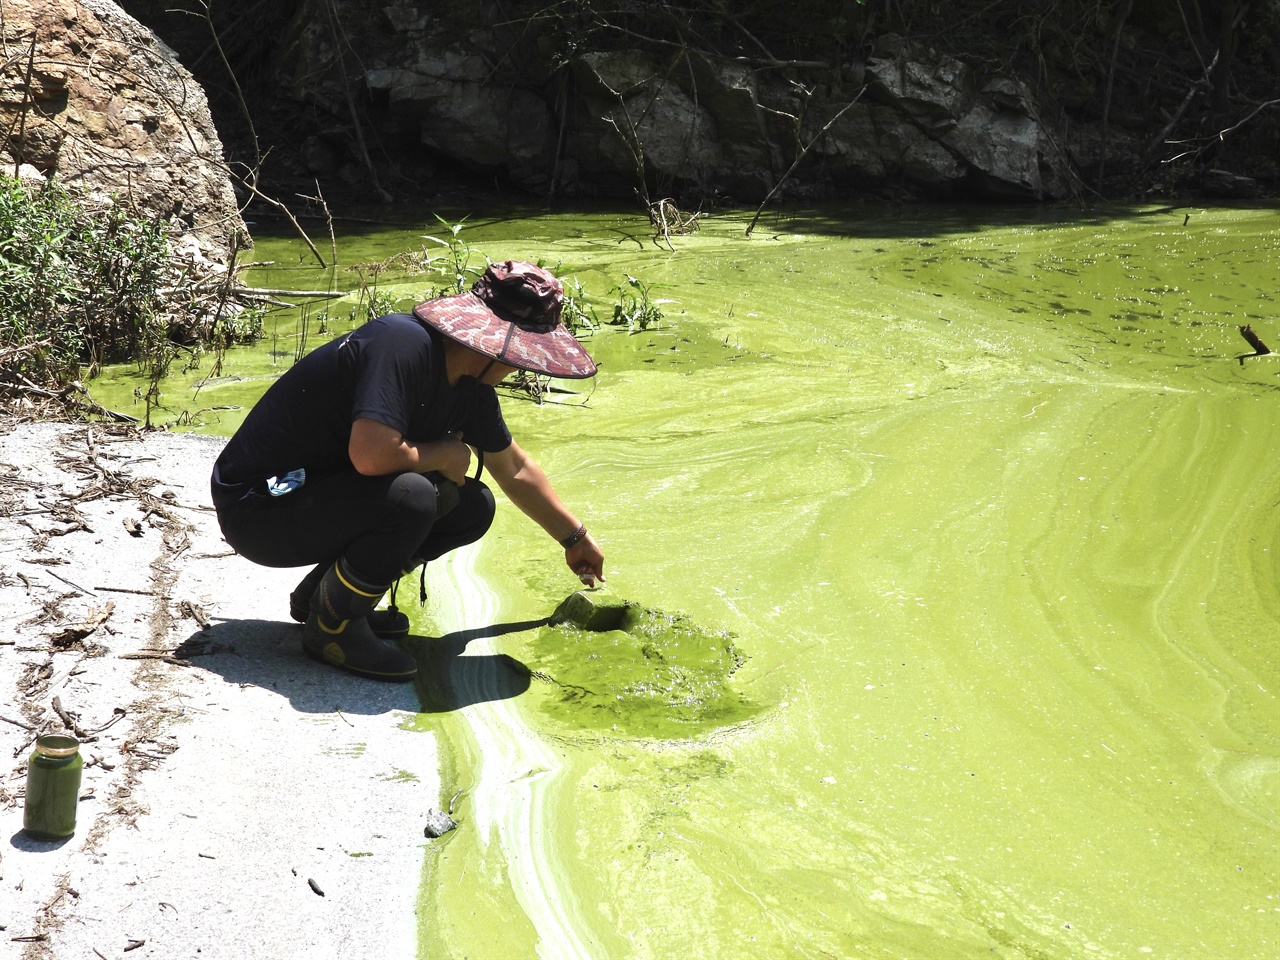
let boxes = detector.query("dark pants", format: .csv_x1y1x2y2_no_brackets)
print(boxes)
216,471,496,584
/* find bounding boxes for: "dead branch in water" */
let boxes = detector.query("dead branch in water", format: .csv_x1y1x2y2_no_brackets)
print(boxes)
746,90,864,237
3,380,141,424
1238,324,1272,356
649,197,703,247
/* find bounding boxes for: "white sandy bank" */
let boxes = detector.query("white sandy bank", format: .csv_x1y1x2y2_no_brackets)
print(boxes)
0,420,439,960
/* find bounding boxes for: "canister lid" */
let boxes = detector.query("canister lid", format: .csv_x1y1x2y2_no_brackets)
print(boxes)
35,734,80,757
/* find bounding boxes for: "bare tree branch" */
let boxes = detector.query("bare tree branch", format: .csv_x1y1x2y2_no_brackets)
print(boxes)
746,91,864,237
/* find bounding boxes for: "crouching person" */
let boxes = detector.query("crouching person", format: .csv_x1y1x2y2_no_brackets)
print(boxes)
210,261,605,682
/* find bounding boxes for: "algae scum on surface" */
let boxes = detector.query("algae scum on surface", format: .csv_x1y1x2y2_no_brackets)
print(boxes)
120,204,1278,959
529,589,761,739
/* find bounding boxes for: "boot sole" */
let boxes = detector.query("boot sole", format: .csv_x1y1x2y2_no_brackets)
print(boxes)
300,640,417,683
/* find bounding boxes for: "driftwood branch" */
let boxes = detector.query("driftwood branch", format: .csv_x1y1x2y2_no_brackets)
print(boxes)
52,695,92,740
320,0,392,202
593,20,829,70
47,601,114,647
746,91,864,236
187,0,260,166
11,36,37,173
2,380,141,424
1143,49,1220,164
233,174,328,268
1238,325,1272,356
1214,99,1280,141
0,339,52,364
118,652,191,665
235,286,344,299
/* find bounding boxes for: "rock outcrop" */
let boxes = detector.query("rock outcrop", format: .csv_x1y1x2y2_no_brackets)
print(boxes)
110,0,1277,206
861,38,1075,199
340,10,1079,202
112,0,1090,205
0,0,247,257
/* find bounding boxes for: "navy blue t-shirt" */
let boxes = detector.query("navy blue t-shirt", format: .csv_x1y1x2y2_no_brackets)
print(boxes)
211,314,512,507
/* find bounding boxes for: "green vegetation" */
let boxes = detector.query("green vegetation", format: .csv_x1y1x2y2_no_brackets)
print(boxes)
350,214,666,336
608,274,672,333
0,174,261,415
1,174,168,385
421,214,478,296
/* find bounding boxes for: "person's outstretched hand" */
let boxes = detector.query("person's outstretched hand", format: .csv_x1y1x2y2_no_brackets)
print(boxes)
566,532,605,586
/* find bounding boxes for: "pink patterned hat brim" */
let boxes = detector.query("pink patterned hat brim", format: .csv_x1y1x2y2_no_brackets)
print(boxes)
412,262,597,379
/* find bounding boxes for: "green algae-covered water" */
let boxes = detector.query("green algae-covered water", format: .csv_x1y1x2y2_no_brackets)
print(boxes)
94,204,1278,958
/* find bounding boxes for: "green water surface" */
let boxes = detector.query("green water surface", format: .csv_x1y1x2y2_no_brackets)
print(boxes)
92,203,1279,958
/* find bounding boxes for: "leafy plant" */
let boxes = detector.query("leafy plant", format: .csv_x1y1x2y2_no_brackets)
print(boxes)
0,174,261,408
609,274,673,332
347,267,399,323
533,259,600,336
559,273,601,336
0,175,169,384
421,213,484,294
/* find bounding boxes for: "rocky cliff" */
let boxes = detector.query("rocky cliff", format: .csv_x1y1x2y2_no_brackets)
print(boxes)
117,0,1280,209
29,0,1273,216
256,0,1085,204
0,0,247,256
101,0,1114,208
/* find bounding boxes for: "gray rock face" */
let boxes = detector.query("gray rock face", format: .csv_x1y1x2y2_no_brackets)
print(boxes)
553,39,1074,201
0,0,247,257
115,0,1082,204
865,41,976,125
366,62,552,176
573,51,722,191
1200,168,1259,199
857,42,1069,199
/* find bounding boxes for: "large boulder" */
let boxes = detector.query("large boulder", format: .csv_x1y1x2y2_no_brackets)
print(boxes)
859,38,1071,199
365,55,554,186
0,0,247,257
571,51,723,195
864,43,976,127
562,39,1074,201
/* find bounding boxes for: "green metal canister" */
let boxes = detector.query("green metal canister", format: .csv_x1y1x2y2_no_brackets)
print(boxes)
23,734,84,840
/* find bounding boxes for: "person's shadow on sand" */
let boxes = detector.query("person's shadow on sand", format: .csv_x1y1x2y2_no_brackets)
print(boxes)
173,617,545,715
408,618,548,714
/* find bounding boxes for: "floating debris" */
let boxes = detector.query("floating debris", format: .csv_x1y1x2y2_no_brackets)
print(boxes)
1238,324,1272,356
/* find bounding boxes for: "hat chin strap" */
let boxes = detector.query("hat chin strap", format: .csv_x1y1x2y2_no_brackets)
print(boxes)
475,322,521,381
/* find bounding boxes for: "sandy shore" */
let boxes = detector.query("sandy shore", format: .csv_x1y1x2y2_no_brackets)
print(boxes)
0,420,440,960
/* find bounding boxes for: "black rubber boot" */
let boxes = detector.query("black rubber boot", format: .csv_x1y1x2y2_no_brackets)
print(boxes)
289,562,409,639
301,559,417,682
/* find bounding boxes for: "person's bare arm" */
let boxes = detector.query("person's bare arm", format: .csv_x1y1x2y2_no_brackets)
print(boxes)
348,418,471,483
486,440,605,584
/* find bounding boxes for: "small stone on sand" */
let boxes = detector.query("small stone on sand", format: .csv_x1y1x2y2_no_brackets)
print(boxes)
423,809,457,838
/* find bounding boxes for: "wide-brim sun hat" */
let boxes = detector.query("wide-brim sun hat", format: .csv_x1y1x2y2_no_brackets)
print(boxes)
412,260,597,379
